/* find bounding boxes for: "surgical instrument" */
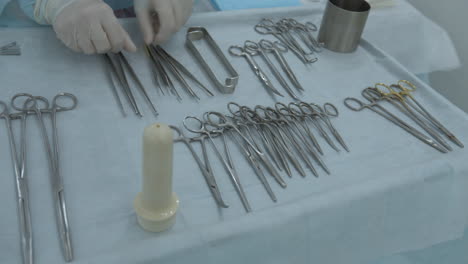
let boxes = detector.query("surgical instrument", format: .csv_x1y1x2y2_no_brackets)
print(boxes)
253,106,313,176
144,46,164,94
146,45,182,100
255,18,318,63
283,18,323,53
105,55,127,117
118,52,159,116
225,108,288,176
259,39,304,91
154,46,201,100
228,45,284,97
184,116,252,212
186,27,239,94
147,45,213,100
170,100,347,211
104,53,143,117
374,84,452,152
244,40,300,100
273,103,330,174
344,89,447,153
226,105,288,186
227,122,277,202
293,102,341,152
12,93,77,261
286,102,324,155
206,108,333,179
391,80,463,148
170,125,228,208
156,46,214,97
0,41,21,55
255,23,308,62
306,102,349,152
110,53,142,116
1,98,33,264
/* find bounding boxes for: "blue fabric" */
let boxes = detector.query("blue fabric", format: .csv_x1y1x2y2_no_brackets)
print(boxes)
371,228,468,264
0,0,133,26
0,0,37,27
103,0,132,10
0,0,8,14
210,0,301,11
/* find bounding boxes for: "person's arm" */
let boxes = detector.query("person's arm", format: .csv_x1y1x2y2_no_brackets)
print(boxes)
0,0,10,15
17,0,136,54
135,0,193,44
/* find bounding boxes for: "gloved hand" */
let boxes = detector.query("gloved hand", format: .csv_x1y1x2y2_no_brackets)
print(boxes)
52,0,137,54
135,0,193,44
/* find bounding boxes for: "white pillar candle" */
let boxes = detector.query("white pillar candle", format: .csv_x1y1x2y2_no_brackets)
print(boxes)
134,123,179,232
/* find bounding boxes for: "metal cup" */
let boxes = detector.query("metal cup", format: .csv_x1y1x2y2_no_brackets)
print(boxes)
318,0,371,53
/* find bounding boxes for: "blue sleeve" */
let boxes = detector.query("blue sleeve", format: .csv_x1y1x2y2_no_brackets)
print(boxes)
0,0,10,14
104,0,133,10
17,0,36,21
0,0,41,27
14,0,133,25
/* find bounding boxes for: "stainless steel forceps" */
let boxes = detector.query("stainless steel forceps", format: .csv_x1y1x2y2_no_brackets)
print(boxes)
393,81,463,148
183,116,252,212
304,102,349,152
1,98,33,264
12,93,77,261
255,18,317,63
374,83,453,152
244,40,299,100
228,45,284,97
205,111,287,188
170,125,228,208
259,39,304,92
344,89,447,153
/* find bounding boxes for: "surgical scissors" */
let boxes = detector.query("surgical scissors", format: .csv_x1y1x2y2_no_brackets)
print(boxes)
244,40,299,100
184,116,252,212
228,45,284,97
344,89,447,153
12,93,77,261
1,98,33,264
170,125,228,208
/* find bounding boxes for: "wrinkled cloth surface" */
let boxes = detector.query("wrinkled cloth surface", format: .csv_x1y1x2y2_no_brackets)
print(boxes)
0,6,467,264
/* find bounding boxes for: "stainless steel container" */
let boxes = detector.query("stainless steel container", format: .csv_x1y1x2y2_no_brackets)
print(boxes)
318,0,371,53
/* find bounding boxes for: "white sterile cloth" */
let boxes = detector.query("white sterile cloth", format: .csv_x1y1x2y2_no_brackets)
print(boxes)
200,0,461,74
0,6,467,264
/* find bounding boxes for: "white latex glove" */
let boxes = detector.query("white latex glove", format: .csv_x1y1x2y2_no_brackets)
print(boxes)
135,0,193,44
52,0,137,54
